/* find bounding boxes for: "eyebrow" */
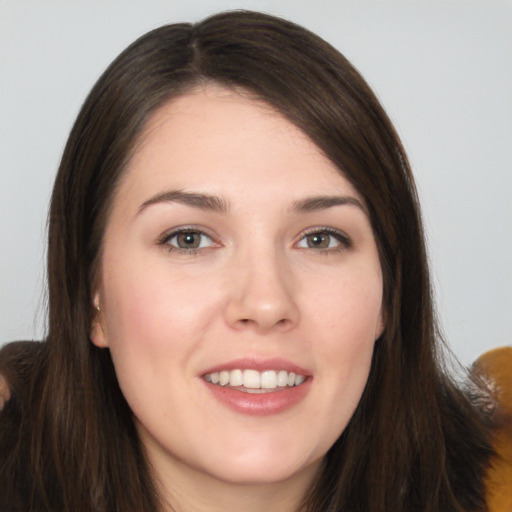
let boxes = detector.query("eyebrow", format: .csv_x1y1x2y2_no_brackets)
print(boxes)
138,190,366,216
289,195,366,214
138,190,229,214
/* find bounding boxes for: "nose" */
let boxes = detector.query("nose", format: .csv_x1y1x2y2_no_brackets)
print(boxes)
224,248,300,333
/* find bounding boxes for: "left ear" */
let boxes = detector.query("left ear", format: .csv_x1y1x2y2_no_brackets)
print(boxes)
90,292,109,348
375,308,386,341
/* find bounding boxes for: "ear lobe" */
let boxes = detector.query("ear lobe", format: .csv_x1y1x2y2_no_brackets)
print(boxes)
90,294,109,348
375,309,386,341
91,315,108,348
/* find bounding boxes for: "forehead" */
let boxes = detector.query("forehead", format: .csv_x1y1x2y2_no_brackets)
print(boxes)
118,85,363,206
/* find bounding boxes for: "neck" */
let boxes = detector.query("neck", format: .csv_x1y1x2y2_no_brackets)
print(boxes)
149,448,322,512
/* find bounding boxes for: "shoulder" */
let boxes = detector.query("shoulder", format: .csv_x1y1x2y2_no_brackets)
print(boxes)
0,372,9,410
0,340,44,418
0,339,44,369
0,339,45,426
0,340,45,442
0,341,45,510
0,340,44,403
473,346,512,512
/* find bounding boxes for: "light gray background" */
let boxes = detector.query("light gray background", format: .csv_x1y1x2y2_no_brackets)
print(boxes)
1,1,511,365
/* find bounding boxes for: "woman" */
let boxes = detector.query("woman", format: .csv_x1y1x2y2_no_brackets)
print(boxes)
0,10,495,512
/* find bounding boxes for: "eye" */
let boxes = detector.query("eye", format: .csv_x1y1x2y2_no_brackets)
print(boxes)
296,228,351,251
161,228,216,252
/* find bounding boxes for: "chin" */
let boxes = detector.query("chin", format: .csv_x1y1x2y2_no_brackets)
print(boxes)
198,446,322,486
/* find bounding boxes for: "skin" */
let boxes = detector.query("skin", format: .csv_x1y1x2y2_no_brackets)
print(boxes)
0,374,9,411
91,85,384,512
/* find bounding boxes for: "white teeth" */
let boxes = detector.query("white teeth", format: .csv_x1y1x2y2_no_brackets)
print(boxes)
230,369,243,387
203,369,307,389
277,370,289,387
261,370,277,389
219,371,230,386
295,374,306,385
243,369,260,389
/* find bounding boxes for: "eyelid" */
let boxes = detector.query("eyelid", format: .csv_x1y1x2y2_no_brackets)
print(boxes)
157,225,220,252
295,226,352,250
156,225,351,254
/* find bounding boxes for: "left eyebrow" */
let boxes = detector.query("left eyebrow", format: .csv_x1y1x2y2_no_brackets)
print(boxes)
289,195,366,214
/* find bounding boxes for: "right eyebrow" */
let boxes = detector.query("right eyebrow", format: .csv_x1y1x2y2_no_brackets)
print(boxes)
138,190,229,215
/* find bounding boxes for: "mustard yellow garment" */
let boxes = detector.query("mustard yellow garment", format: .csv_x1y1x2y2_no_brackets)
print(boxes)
474,346,512,512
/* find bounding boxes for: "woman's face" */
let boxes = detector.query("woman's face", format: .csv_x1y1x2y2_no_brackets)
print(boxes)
91,86,384,490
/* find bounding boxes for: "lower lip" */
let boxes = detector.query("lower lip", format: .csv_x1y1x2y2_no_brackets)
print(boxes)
203,380,311,416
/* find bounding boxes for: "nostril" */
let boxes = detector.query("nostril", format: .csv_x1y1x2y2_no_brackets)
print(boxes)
235,317,293,331
276,318,292,329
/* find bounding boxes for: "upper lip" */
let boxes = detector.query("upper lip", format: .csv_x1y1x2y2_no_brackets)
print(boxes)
201,357,311,377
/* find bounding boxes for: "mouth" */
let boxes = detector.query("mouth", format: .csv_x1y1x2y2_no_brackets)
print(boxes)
201,358,312,415
203,369,307,393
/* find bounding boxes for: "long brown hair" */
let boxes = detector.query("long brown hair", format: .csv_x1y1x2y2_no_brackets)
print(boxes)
0,10,493,511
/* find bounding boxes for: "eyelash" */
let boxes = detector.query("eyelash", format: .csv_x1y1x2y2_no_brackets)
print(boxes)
157,226,352,255
158,227,217,255
296,227,352,253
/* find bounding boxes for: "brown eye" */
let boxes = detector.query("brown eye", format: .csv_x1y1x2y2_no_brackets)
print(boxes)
305,233,330,249
176,232,201,249
296,229,351,251
164,230,214,251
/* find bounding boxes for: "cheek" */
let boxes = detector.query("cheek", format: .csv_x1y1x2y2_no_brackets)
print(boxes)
307,267,383,345
303,268,381,435
100,264,222,419
101,259,226,367
313,279,378,386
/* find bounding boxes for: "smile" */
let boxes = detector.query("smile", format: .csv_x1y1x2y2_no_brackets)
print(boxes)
203,369,307,392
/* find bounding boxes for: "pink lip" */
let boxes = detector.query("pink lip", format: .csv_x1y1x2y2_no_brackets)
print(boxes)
200,357,312,416
203,379,311,416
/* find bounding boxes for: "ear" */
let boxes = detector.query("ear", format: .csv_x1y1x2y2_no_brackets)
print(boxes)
90,292,109,348
375,308,386,341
